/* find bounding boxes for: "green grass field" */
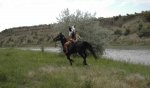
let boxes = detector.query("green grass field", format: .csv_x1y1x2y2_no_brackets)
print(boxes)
0,48,150,88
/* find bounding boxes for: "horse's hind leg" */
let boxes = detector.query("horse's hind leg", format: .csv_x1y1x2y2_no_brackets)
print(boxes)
83,58,87,65
83,53,88,65
67,55,73,65
79,52,87,65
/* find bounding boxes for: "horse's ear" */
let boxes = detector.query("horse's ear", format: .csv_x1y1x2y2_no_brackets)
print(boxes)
59,32,62,35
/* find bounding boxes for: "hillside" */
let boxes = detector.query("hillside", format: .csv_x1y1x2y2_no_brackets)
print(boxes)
97,11,150,45
0,24,57,47
0,11,150,47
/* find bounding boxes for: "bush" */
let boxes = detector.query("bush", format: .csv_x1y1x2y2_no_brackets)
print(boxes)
124,28,130,36
113,16,119,21
138,26,150,37
56,9,113,55
143,11,150,22
114,29,122,36
138,23,143,31
138,30,150,37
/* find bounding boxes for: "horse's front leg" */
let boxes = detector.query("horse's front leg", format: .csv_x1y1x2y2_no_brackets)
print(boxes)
66,55,73,65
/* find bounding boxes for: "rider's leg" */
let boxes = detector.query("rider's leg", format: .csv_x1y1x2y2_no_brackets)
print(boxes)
64,41,71,53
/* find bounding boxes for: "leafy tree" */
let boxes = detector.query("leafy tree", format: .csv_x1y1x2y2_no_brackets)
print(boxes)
56,8,112,55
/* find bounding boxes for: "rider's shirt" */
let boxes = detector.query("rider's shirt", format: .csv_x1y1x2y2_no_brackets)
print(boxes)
69,31,72,36
71,26,76,33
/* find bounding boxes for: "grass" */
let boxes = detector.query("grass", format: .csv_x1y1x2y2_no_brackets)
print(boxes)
0,48,150,88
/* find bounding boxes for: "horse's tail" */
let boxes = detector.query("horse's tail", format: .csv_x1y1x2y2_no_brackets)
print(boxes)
84,42,97,59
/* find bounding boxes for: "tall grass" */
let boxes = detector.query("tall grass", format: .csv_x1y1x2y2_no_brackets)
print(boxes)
0,48,150,88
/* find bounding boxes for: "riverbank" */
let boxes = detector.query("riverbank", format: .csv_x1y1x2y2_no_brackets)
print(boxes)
0,48,150,88
15,46,150,65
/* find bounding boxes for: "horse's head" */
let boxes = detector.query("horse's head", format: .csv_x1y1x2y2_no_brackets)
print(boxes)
53,32,65,42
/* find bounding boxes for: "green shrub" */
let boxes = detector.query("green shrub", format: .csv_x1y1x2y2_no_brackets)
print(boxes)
114,29,122,36
143,11,150,22
138,23,143,31
113,16,119,21
124,29,130,36
138,27,150,37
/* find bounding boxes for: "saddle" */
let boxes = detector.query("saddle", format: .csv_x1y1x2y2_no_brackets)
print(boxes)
64,32,77,53
64,38,76,53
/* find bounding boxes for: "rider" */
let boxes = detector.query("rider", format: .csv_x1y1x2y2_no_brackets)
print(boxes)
72,25,81,42
64,25,79,53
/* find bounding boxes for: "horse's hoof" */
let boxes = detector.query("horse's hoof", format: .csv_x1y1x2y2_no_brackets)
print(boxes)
71,59,74,62
83,63,88,66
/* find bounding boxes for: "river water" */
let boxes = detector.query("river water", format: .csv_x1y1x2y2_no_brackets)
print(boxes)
104,48,150,65
20,47,60,53
19,47,150,65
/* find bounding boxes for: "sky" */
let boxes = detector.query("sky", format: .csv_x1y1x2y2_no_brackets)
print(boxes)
0,0,150,31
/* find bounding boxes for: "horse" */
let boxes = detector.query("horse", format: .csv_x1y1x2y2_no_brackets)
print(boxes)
53,33,97,65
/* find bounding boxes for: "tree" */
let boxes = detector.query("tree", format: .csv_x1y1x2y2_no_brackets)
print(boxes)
56,9,112,55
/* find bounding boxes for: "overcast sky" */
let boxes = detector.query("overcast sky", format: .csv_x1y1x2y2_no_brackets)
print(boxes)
0,0,150,31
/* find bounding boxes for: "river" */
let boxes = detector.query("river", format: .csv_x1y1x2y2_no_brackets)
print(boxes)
19,46,150,65
104,48,150,65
